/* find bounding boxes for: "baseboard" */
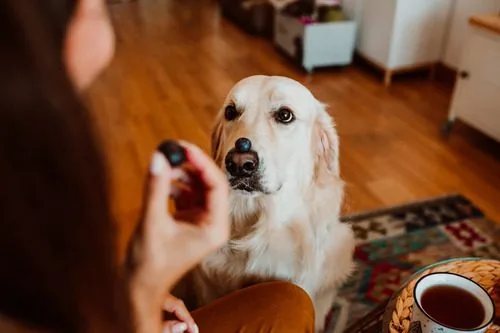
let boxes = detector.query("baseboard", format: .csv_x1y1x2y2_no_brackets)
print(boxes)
434,62,458,87
354,52,458,88
353,52,435,86
353,52,385,72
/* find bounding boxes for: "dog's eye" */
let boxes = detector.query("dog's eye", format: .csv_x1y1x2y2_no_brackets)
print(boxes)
275,108,295,124
224,105,239,121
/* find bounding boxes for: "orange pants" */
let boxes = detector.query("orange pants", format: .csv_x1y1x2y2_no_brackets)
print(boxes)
192,282,315,332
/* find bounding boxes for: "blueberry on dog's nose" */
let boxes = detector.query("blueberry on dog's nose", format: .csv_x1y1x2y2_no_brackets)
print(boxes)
235,137,252,153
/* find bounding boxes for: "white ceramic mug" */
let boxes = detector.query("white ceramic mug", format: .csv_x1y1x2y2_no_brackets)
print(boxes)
411,272,495,333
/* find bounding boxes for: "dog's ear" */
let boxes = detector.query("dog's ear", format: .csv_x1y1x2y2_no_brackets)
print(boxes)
210,113,224,165
313,101,340,181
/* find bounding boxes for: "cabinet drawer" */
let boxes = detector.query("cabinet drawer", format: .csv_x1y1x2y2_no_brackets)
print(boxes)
459,26,500,86
454,78,500,141
450,25,500,142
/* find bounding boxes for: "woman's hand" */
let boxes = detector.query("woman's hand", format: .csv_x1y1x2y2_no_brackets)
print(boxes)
162,294,198,333
126,141,230,333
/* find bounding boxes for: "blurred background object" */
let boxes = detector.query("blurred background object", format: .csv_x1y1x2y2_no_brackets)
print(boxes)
220,0,275,36
273,1,357,72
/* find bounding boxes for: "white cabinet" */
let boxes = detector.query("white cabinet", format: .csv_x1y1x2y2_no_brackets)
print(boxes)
446,19,500,142
442,0,500,70
354,0,453,86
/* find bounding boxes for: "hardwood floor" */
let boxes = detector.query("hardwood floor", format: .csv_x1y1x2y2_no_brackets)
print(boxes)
88,0,500,255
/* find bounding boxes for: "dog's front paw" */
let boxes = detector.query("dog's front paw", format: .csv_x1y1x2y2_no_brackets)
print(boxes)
315,318,326,333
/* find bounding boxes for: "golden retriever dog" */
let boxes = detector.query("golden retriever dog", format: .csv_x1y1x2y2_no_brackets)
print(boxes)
189,75,355,332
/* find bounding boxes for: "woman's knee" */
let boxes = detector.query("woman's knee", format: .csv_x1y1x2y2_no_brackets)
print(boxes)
245,281,315,331
259,281,313,308
192,281,315,332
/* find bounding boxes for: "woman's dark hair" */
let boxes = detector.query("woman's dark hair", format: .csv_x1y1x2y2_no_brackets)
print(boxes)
0,1,132,332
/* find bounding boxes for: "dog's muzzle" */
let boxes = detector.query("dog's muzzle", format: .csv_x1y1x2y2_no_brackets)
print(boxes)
225,137,263,193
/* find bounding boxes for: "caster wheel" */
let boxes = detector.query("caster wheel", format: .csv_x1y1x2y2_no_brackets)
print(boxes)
441,120,455,135
304,67,314,75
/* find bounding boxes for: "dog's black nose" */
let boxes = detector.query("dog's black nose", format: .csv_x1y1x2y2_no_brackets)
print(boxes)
225,150,259,178
234,137,252,153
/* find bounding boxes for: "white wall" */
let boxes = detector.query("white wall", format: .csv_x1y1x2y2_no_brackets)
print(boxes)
342,0,362,21
442,0,500,69
389,0,452,68
342,0,363,42
356,0,398,66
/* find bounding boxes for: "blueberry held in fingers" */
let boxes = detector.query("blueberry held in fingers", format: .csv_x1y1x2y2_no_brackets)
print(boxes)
158,140,186,167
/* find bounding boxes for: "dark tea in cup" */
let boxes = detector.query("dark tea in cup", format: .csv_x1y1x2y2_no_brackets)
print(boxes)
421,285,485,329
412,272,495,333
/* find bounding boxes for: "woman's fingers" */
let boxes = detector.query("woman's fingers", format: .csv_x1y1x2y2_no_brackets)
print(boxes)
177,142,230,249
179,142,229,220
171,168,190,184
162,320,188,333
180,141,227,192
174,208,204,223
146,152,172,217
163,295,198,333
170,181,191,201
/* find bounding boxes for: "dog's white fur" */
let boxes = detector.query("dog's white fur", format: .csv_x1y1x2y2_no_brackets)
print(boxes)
191,75,355,332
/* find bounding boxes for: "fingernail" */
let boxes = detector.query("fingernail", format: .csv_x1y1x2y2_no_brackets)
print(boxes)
172,322,188,333
150,152,165,175
193,324,199,333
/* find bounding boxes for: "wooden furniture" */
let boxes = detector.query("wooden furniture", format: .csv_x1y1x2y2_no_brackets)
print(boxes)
470,13,500,34
444,14,500,143
354,0,453,86
219,0,274,37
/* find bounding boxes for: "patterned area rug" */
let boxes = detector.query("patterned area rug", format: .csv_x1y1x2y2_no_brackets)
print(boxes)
325,194,500,333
